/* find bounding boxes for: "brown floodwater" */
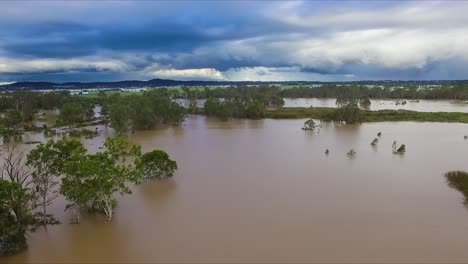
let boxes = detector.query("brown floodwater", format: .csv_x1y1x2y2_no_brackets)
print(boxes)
4,116,468,263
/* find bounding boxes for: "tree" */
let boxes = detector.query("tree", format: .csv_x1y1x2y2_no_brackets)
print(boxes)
1,144,31,188
2,110,23,132
245,100,265,119
445,171,468,206
188,98,198,114
334,103,362,124
109,103,130,136
127,96,156,131
302,119,316,130
27,140,86,224
359,96,371,108
204,98,222,116
58,102,86,128
61,138,142,221
0,179,33,256
138,150,177,179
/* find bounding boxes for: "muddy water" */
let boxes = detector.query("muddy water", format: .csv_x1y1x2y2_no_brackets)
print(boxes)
4,116,468,263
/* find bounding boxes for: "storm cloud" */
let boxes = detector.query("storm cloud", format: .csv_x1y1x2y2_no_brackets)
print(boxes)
0,1,467,82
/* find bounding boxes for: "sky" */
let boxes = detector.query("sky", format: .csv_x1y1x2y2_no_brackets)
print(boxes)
1,0,468,82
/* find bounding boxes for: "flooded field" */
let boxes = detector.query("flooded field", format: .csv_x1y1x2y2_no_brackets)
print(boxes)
175,98,468,113
4,116,468,263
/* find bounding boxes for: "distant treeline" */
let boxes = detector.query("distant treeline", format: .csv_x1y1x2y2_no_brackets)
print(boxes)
2,78,468,90
173,84,468,100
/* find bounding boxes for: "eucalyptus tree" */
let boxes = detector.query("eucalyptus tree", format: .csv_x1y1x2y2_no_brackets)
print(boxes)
138,150,177,180
27,140,86,224
0,179,33,256
61,138,142,222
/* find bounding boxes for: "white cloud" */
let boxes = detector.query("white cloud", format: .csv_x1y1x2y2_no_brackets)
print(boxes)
151,68,225,81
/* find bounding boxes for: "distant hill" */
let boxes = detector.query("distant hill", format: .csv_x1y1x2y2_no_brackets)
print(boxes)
1,78,467,90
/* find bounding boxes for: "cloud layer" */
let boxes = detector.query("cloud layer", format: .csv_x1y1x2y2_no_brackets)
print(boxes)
0,1,467,82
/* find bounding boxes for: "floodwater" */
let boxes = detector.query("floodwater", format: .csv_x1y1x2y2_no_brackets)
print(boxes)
284,98,468,113
175,98,468,113
4,116,468,263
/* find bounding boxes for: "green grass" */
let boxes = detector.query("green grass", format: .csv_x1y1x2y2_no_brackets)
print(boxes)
265,107,468,123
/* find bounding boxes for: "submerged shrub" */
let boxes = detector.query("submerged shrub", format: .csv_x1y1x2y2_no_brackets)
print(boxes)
445,171,468,206
302,119,316,131
395,144,406,154
346,149,356,157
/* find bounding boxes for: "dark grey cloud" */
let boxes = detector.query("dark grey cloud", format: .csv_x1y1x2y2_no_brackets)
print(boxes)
0,1,468,82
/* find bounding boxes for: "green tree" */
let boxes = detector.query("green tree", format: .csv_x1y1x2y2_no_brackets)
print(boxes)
138,150,177,179
359,96,371,108
334,103,362,124
0,179,33,256
109,103,130,136
127,96,156,132
204,98,222,116
61,138,142,221
302,119,316,130
27,140,86,224
188,98,198,114
58,102,86,128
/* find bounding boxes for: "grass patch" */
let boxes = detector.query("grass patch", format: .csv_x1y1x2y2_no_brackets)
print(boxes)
264,107,468,123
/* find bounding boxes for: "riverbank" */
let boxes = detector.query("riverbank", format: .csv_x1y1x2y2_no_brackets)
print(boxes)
265,107,468,123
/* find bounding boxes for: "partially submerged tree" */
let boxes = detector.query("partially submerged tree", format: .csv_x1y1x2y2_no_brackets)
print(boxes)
58,102,86,128
27,140,86,224
396,144,406,153
359,96,371,108
0,144,31,188
346,149,356,157
325,149,330,155
445,171,468,206
302,119,316,131
138,150,178,180
109,103,130,136
0,179,33,256
371,138,379,146
61,138,142,222
392,141,406,154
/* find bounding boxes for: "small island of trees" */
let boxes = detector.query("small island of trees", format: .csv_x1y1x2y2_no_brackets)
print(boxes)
0,137,178,255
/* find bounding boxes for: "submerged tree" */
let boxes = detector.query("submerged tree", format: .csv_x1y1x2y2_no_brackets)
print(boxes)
325,149,330,155
138,150,178,180
58,102,87,128
61,138,142,222
396,144,406,153
359,96,371,108
0,144,31,188
188,98,198,114
0,179,33,256
109,103,130,136
371,138,379,146
445,171,468,206
346,149,356,157
27,140,86,224
302,119,316,131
